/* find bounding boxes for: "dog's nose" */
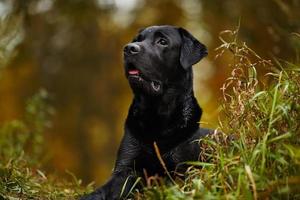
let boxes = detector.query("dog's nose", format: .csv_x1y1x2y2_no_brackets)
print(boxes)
124,43,141,55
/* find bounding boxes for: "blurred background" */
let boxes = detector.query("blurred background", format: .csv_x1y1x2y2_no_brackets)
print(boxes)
0,0,299,185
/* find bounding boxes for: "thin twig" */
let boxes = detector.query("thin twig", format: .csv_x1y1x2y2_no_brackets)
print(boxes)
153,142,177,186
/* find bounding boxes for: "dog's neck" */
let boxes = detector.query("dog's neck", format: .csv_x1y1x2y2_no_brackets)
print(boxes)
133,86,193,116
126,75,202,148
131,69,196,117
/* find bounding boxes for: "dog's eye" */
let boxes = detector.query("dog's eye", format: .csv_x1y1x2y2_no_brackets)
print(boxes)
157,38,168,46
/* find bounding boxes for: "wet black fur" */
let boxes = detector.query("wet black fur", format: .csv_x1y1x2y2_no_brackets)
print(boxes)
81,25,213,200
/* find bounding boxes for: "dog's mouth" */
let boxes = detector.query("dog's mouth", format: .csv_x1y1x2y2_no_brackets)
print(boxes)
126,64,143,81
128,69,140,76
126,64,140,76
126,64,162,95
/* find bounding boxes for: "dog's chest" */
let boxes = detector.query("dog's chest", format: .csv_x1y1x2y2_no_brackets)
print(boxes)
133,142,185,175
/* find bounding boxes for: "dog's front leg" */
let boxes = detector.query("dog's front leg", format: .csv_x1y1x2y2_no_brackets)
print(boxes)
80,131,141,200
80,169,136,200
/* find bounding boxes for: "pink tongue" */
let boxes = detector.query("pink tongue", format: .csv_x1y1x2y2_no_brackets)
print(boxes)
129,70,140,75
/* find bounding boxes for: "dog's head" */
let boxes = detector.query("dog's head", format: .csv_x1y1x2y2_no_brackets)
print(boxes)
123,25,207,96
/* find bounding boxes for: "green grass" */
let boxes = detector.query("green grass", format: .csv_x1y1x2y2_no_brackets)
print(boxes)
0,90,93,200
0,28,299,199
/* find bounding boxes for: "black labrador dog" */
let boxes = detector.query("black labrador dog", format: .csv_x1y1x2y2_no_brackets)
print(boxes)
81,25,212,200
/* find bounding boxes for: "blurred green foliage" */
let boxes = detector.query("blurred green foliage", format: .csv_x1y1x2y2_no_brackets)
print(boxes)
0,14,23,70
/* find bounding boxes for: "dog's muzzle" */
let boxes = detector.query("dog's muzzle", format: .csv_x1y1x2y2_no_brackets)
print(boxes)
127,70,163,96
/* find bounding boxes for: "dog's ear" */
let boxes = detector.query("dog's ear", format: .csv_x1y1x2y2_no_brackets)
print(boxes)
178,27,208,70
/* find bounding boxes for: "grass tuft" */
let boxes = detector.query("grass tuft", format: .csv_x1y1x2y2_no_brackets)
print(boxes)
0,89,92,200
